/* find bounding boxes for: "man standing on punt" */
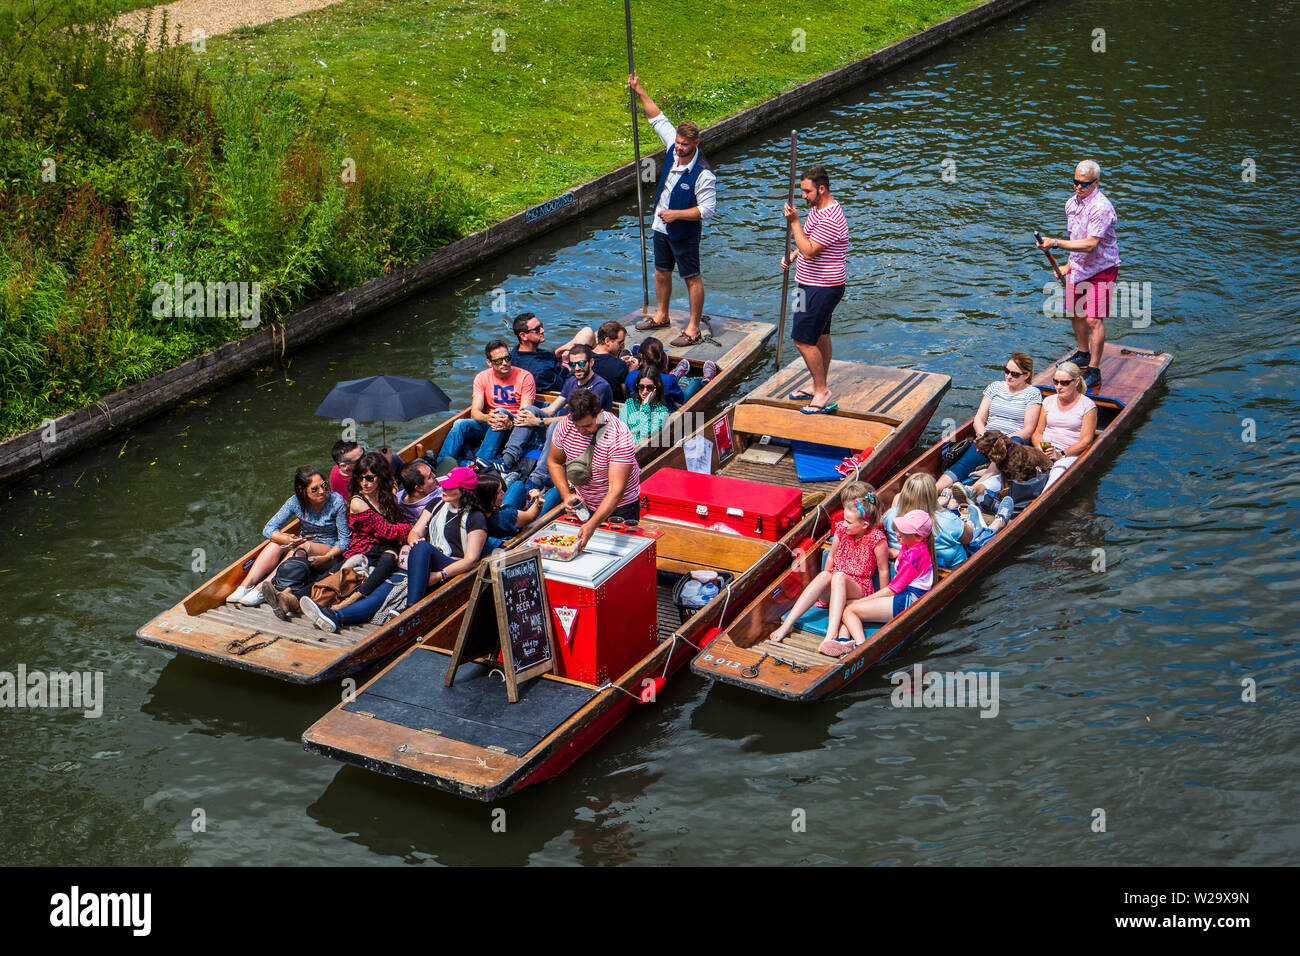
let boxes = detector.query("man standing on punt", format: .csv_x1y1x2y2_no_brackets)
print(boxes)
627,71,717,348
1036,159,1122,393
781,165,849,415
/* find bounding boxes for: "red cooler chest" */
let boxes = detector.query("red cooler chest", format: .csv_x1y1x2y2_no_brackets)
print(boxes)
640,467,802,541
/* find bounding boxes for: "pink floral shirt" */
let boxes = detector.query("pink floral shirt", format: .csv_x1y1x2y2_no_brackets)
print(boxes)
1065,187,1122,282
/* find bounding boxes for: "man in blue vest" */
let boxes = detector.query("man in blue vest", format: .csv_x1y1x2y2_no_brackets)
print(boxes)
628,71,717,348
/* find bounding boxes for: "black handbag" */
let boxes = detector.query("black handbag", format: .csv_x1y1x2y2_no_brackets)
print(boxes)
940,438,972,472
272,549,314,596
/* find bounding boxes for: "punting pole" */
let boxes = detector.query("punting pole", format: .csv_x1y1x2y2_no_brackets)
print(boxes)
776,131,798,368
625,0,649,309
1034,230,1066,285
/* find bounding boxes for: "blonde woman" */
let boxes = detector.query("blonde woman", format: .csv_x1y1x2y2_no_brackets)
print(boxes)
881,472,976,571
1033,361,1097,491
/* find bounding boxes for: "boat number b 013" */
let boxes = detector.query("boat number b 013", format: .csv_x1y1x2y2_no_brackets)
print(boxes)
699,653,744,669
156,619,195,635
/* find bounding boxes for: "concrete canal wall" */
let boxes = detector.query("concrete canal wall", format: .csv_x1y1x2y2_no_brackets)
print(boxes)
0,0,1042,487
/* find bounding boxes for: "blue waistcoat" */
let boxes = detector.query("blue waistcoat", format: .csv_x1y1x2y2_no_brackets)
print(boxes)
654,147,712,241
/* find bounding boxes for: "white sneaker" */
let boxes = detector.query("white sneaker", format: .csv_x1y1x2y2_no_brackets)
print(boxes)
237,587,265,607
299,597,337,633
227,586,249,604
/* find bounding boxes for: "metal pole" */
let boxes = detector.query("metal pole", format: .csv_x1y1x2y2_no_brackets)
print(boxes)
625,0,649,309
776,131,798,369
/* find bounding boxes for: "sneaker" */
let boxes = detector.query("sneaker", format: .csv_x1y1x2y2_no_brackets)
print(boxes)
1065,349,1091,368
996,495,1015,524
818,636,856,658
226,585,249,604
968,502,986,530
503,471,522,486
299,596,337,633
1083,366,1102,392
237,586,265,607
949,483,970,507
670,358,690,380
701,360,719,383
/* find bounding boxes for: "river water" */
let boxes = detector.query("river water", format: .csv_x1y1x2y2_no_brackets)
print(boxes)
2,0,1296,866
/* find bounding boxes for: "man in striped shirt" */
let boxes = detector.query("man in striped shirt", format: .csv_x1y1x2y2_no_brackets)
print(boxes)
782,165,848,414
547,388,642,553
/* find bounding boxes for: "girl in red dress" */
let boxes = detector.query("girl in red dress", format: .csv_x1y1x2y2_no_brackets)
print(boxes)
771,490,888,644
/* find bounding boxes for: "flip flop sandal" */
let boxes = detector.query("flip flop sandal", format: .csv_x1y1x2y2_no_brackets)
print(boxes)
669,333,703,348
787,390,815,401
635,317,673,331
800,400,838,415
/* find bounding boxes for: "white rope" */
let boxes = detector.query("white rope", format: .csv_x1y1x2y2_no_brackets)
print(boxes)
599,680,645,702
658,631,703,679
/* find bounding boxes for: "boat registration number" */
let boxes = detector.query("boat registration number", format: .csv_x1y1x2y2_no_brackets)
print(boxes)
698,653,745,669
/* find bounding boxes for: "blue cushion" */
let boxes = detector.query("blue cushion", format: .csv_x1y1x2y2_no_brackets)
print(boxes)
781,604,881,641
790,440,854,482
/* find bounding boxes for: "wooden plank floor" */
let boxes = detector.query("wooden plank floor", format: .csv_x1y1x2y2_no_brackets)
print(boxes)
204,604,377,649
655,581,684,639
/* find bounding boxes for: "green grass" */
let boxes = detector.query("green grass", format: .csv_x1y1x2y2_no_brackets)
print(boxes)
202,0,987,220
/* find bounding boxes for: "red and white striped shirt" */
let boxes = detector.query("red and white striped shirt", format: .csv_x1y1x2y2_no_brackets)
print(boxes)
555,413,641,509
795,200,848,287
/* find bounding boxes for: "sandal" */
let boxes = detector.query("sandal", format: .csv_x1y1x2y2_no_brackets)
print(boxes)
635,316,672,331
669,332,703,348
787,390,815,401
818,636,856,658
800,400,838,415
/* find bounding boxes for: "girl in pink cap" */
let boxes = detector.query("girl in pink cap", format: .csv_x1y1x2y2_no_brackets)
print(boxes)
822,508,934,657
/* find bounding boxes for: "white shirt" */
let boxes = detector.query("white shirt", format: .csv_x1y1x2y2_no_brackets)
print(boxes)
649,113,717,235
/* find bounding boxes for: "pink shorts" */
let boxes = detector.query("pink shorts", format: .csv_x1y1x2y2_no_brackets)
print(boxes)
1066,265,1119,321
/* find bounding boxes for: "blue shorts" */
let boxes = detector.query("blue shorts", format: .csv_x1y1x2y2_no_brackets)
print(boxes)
653,231,701,279
792,283,845,345
892,585,926,616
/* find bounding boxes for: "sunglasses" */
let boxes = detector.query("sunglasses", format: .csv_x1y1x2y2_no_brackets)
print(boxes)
1004,367,1027,378
1072,178,1097,188
358,474,377,483
637,383,657,392
570,360,589,369
526,324,543,333
1053,377,1075,386
489,356,512,366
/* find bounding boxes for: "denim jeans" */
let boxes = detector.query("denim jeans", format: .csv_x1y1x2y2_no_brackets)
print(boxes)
326,573,406,627
405,541,456,606
437,418,511,465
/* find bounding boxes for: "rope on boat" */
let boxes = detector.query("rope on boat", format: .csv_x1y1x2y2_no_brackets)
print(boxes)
599,680,645,702
658,630,705,679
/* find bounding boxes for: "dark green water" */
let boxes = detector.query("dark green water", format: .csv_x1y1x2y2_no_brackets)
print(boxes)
2,0,1296,865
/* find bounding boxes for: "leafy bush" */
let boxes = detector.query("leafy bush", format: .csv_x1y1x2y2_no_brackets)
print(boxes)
0,1,485,440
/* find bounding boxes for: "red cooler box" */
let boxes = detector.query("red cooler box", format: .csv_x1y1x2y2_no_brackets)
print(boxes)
640,468,802,541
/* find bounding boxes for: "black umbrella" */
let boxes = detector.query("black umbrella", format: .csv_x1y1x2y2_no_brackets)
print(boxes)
314,375,452,448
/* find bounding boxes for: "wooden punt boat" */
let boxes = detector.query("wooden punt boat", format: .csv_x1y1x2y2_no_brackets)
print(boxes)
300,360,950,799
135,309,772,684
690,343,1172,701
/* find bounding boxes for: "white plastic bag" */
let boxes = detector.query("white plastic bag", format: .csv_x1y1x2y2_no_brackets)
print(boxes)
683,435,712,474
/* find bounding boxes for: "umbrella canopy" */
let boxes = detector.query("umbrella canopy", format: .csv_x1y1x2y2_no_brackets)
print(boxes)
314,375,451,423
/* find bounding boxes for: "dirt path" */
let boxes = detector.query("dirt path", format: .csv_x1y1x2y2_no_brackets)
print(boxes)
116,0,345,44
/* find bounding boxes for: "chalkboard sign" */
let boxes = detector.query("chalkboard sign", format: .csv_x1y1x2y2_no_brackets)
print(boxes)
445,547,557,703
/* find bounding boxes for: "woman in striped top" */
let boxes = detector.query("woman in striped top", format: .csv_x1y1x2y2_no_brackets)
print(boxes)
936,351,1043,492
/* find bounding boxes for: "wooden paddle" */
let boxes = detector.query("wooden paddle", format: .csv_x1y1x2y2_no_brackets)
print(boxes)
776,131,798,368
625,0,649,308
1034,230,1066,285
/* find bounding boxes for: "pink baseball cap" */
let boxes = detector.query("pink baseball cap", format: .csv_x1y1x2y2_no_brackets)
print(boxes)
894,509,932,538
439,466,478,490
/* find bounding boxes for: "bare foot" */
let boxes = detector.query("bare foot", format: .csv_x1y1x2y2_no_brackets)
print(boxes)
770,627,788,643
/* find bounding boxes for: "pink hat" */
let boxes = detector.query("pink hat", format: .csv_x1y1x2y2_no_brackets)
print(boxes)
894,509,932,538
439,466,478,490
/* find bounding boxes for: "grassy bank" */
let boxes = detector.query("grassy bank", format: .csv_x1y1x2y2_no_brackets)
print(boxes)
1,0,986,441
